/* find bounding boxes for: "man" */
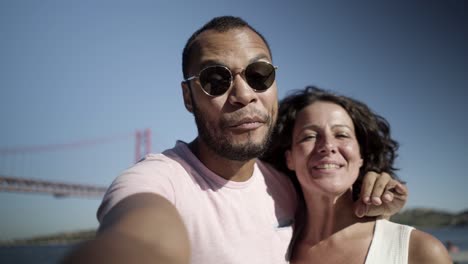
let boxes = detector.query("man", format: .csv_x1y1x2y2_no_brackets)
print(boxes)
64,16,407,264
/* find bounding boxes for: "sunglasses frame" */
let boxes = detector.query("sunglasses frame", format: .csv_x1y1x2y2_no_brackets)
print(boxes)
184,61,278,97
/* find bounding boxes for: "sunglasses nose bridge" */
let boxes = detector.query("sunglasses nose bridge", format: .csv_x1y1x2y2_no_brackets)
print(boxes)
229,66,246,78
231,69,247,84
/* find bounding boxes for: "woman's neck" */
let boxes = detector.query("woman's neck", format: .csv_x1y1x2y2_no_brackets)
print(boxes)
300,189,373,246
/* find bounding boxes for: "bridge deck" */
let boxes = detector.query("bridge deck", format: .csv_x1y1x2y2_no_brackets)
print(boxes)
0,176,107,198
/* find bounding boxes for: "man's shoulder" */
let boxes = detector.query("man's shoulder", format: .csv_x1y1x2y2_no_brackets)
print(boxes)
125,152,183,178
97,144,191,223
256,159,288,180
256,160,297,199
133,141,191,171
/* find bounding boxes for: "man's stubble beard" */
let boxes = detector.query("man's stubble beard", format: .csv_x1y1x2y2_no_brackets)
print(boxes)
190,94,276,162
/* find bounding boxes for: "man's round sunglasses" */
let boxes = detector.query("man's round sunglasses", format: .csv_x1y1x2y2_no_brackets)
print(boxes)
184,61,277,97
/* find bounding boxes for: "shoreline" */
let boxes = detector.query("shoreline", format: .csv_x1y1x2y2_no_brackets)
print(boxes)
0,241,83,247
0,229,96,247
451,251,468,263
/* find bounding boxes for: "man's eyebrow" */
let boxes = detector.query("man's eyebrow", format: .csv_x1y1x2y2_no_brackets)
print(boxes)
197,59,224,71
249,54,271,64
197,54,272,72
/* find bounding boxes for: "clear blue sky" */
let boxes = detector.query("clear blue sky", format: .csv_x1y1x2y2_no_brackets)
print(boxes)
0,0,466,240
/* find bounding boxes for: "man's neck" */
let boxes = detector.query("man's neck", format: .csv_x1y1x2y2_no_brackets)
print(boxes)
188,139,256,182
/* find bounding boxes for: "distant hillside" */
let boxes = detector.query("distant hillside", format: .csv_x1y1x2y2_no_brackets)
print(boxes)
391,208,468,228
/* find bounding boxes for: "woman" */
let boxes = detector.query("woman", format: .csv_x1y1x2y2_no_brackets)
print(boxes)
264,86,451,264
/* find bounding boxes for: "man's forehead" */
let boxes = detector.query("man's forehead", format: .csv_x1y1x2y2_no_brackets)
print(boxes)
195,27,264,43
189,28,271,68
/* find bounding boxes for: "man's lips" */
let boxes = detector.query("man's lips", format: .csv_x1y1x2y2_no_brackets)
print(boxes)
227,117,266,128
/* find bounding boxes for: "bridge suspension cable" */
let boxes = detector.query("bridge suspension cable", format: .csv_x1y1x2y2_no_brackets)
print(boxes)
0,129,151,198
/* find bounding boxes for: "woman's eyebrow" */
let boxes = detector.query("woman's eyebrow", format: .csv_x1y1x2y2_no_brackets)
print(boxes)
331,124,353,130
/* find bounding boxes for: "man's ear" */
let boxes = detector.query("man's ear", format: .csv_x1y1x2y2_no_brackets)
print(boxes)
181,81,193,113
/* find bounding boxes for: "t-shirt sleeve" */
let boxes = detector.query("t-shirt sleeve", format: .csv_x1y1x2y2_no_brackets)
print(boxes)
96,155,177,223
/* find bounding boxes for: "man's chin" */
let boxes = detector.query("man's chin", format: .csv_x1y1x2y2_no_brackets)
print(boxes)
228,128,269,144
227,140,270,160
227,138,267,151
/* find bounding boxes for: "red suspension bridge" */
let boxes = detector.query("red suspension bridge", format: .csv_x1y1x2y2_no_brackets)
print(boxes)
0,129,151,198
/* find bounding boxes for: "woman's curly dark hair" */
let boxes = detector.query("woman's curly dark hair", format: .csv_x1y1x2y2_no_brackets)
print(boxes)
262,86,400,259
262,86,400,200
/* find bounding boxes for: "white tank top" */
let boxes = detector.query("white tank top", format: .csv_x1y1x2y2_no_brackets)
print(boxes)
365,219,414,264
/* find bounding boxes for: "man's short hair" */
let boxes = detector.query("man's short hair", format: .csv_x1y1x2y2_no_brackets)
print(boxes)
182,16,272,79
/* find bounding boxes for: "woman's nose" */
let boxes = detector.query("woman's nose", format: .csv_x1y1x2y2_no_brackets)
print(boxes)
317,139,336,154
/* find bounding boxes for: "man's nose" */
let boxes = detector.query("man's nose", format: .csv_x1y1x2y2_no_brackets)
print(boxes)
227,73,257,106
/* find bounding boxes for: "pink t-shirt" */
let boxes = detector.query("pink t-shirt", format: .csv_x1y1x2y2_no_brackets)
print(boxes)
98,141,297,264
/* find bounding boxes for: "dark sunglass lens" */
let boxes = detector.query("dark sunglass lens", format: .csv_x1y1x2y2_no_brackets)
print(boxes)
199,66,232,96
245,62,275,91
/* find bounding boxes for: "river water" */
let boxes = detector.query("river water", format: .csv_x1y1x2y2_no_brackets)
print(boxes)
1,227,467,263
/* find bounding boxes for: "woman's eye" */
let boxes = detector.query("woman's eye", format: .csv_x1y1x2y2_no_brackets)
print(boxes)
336,133,349,138
300,135,316,141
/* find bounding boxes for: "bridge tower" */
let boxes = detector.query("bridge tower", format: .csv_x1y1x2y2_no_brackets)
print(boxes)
135,128,151,163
